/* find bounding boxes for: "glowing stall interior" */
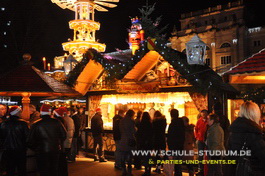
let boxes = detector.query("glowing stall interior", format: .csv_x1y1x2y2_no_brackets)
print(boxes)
89,92,199,130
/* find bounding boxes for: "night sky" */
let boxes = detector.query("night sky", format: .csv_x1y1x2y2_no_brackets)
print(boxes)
0,0,263,73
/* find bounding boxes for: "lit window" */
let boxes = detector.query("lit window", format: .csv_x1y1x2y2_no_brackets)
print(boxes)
4,45,7,48
220,43,231,48
3,32,6,35
1,8,5,11
221,56,232,65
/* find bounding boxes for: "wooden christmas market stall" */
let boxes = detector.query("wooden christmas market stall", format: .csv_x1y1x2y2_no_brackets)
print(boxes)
64,38,237,153
224,48,265,121
0,55,80,120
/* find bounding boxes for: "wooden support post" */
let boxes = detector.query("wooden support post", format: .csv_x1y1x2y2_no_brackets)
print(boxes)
222,92,228,118
21,92,31,121
85,96,89,150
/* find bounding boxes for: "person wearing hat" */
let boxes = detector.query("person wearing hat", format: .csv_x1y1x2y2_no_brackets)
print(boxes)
27,104,67,176
0,105,29,176
91,108,107,162
55,107,75,162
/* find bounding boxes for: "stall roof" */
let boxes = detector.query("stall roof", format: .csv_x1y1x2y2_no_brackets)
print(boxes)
74,60,104,95
65,41,237,95
124,51,160,81
0,64,79,97
225,48,265,75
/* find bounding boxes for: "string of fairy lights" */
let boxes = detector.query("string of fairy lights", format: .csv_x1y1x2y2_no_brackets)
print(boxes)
64,38,225,95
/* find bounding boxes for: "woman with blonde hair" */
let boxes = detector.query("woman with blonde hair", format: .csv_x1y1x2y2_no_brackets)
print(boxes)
227,101,265,176
238,101,261,124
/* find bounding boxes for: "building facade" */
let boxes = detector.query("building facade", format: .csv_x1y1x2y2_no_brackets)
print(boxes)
170,0,265,73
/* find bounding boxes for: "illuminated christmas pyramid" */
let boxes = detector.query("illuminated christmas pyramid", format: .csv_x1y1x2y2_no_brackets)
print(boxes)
51,0,119,61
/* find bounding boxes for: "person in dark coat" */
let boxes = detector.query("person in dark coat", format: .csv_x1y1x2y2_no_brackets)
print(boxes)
27,104,67,176
138,112,153,176
167,108,185,176
152,110,167,174
53,108,69,176
0,105,29,176
227,101,265,176
134,110,143,170
70,106,86,160
135,110,142,129
112,109,124,169
182,116,195,176
0,104,8,176
91,108,107,162
120,109,136,176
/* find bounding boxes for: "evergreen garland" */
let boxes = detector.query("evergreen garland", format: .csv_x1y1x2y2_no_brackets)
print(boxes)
64,49,103,87
65,3,233,95
150,38,223,94
65,39,226,95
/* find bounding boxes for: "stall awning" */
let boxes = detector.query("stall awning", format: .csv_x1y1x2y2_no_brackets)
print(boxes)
225,49,265,75
224,49,265,84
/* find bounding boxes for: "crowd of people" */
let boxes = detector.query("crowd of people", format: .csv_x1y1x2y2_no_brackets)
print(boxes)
108,107,191,176
108,101,265,176
0,100,265,176
0,103,86,176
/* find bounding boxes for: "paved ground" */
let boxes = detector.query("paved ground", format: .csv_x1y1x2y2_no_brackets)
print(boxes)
68,155,190,176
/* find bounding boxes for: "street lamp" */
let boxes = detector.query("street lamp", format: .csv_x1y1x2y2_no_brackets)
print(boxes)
186,34,206,65
63,54,78,75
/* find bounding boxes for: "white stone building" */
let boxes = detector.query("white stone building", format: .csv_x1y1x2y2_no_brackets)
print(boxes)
170,0,265,73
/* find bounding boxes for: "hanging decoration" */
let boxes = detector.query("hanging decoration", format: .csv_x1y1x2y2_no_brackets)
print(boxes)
147,37,156,50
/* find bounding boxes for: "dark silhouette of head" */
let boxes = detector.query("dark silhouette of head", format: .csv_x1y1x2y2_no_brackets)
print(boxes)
213,102,223,114
170,109,179,118
208,113,220,124
136,110,142,120
141,112,151,123
118,110,125,116
125,109,135,119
